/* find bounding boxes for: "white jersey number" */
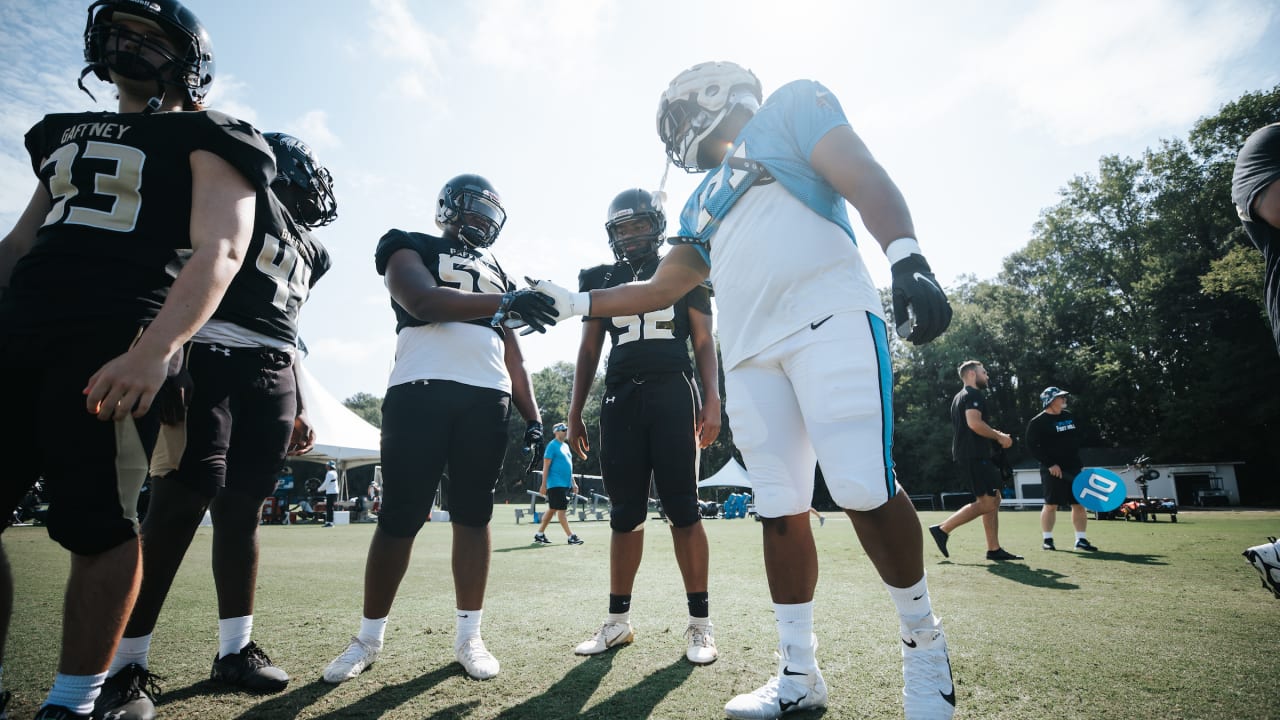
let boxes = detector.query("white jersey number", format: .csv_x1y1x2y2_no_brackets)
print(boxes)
255,235,312,313
437,253,506,295
613,305,676,345
42,141,145,232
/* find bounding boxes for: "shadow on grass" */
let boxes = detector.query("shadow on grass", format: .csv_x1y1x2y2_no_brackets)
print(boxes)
986,563,1080,590
226,665,457,720
579,656,696,720
493,543,551,554
1075,550,1168,565
492,650,617,718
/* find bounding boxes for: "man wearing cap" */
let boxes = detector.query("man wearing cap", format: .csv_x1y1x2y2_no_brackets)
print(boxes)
319,461,340,528
1026,387,1097,552
534,424,582,545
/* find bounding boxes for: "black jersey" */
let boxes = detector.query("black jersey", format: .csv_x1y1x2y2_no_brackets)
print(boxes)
1026,410,1082,473
206,190,331,345
2,110,274,340
1232,123,1280,353
578,256,712,384
373,229,514,334
950,385,990,462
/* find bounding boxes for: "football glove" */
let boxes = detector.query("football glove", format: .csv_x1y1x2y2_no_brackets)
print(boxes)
491,290,558,335
524,277,590,321
890,253,952,345
522,420,544,474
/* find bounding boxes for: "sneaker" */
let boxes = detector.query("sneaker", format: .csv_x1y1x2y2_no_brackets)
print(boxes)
567,534,584,545
94,663,161,720
1042,538,1056,551
818,516,825,527
210,641,289,692
32,706,90,720
985,548,1023,561
533,533,551,545
901,623,956,720
1075,538,1098,552
1243,537,1280,599
455,636,500,680
574,621,634,655
724,651,827,719
323,522,333,528
684,621,718,665
322,636,381,684
929,525,950,558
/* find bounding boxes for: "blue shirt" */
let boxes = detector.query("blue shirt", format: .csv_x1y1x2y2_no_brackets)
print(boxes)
543,438,573,488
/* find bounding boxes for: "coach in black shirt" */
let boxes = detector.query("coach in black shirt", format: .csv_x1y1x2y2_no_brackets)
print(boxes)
1027,387,1097,552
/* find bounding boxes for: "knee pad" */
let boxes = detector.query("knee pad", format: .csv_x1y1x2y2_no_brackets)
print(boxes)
660,493,701,528
376,505,428,539
609,501,646,533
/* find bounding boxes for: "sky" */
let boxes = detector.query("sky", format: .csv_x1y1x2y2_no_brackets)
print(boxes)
1,0,1277,402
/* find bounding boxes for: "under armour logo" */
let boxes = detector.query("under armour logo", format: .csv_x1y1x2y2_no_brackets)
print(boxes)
604,396,616,404
208,344,231,356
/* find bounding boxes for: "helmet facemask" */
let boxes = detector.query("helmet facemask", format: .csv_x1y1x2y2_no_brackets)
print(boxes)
267,133,338,228
81,0,214,109
444,190,506,248
656,62,762,172
607,214,664,265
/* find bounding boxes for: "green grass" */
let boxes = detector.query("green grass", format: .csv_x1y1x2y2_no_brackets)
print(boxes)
4,509,1279,719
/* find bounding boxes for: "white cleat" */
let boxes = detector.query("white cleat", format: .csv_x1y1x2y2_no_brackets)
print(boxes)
685,621,719,665
901,622,956,720
322,636,380,684
456,636,500,680
1243,536,1280,599
574,621,634,655
724,662,827,719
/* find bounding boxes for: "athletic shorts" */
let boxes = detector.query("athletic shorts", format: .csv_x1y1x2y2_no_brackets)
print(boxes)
599,371,701,529
725,311,895,517
1041,467,1081,506
379,379,511,533
167,343,296,500
960,458,1002,497
546,486,570,510
0,329,159,555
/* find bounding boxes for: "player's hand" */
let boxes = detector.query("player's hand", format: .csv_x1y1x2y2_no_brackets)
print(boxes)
494,290,558,335
1049,464,1062,479
288,412,317,456
696,402,722,449
522,420,544,473
997,432,1013,449
567,416,590,459
524,277,590,321
890,253,951,345
85,346,171,421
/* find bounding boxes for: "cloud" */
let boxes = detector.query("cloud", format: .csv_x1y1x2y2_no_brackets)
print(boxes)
203,72,259,124
368,0,445,100
466,0,616,78
284,110,340,150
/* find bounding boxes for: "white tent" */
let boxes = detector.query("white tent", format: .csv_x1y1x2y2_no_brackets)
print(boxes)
295,362,381,497
697,458,752,490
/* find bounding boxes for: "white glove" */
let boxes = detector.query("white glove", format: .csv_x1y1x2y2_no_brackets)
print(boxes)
524,277,591,320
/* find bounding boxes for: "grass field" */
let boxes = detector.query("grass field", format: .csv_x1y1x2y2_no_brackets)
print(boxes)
3,508,1278,719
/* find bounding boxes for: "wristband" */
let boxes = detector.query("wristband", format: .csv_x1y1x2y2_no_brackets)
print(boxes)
491,291,515,328
885,237,922,265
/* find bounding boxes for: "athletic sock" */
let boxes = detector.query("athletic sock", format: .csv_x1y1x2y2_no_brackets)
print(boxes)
110,634,153,674
1075,531,1087,542
45,671,107,716
218,615,253,659
886,574,935,631
455,608,483,650
1043,531,1054,540
608,594,632,615
606,611,630,626
686,591,709,619
359,616,388,649
773,601,816,668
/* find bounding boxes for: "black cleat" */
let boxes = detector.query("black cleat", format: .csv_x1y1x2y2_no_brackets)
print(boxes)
94,663,160,720
210,641,289,692
1075,538,1098,552
928,525,950,558
32,706,90,720
1042,538,1056,551
985,547,1024,561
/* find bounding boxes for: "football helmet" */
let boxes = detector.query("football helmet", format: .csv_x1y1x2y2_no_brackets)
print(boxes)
436,174,506,248
82,0,214,106
605,188,665,264
264,132,338,228
656,61,762,172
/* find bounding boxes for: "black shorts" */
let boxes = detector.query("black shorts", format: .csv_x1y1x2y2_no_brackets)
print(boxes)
1041,467,1082,506
546,486,570,510
379,379,511,533
0,329,159,555
599,372,700,529
959,458,1002,497
168,343,296,500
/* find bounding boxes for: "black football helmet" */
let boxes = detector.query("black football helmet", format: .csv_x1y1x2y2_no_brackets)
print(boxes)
605,189,666,264
436,174,506,248
264,132,338,228
82,0,214,107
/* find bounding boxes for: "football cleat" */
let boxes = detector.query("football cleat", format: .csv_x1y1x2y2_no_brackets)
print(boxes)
1243,536,1280,599
901,622,956,720
724,648,827,719
455,636,500,680
1074,538,1098,552
322,636,381,684
1042,538,1056,551
32,706,90,720
94,663,161,720
985,548,1023,561
210,641,289,691
533,533,552,545
684,621,718,665
575,621,635,655
929,525,950,558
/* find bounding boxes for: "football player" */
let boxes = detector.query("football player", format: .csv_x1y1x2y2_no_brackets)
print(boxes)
566,188,722,665
94,132,338,719
530,61,955,719
322,174,555,684
0,1,274,717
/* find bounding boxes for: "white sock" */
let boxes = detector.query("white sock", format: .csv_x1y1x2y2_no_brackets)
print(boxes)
110,634,153,675
886,574,935,630
1043,532,1054,540
218,615,253,659
45,671,107,716
455,608,483,649
773,601,816,668
359,616,388,648
606,611,630,626
1075,531,1087,542
688,615,711,628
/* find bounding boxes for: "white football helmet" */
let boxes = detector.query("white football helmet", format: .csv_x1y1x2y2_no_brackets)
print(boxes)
656,61,762,172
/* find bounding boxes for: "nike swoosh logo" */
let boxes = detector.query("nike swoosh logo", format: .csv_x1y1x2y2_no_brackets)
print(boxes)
810,315,834,330
941,656,956,705
902,638,917,648
780,694,806,711
911,594,924,601
781,665,807,676
913,272,942,291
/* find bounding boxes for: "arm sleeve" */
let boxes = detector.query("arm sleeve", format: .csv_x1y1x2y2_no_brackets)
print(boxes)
1025,416,1048,465
684,282,712,316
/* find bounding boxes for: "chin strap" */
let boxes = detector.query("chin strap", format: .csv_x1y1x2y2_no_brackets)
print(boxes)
77,66,100,102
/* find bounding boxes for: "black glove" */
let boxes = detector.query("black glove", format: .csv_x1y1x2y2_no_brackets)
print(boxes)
890,254,952,345
522,420,544,473
492,290,558,335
